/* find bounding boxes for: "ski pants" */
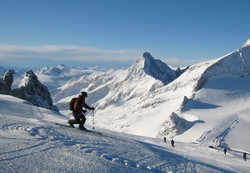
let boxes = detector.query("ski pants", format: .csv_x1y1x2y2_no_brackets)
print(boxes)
69,111,86,128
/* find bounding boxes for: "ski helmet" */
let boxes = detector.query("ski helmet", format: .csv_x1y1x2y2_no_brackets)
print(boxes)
81,91,88,97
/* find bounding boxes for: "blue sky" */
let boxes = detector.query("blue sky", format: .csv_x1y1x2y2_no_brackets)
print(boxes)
0,0,250,68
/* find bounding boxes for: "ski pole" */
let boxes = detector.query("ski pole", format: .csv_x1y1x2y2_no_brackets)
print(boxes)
92,110,95,129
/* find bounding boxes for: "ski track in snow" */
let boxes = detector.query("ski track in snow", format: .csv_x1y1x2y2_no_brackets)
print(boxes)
0,123,239,173
0,116,235,172
197,113,239,144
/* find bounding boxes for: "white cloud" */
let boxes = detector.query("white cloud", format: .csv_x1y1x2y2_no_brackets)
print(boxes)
0,45,210,68
0,45,141,67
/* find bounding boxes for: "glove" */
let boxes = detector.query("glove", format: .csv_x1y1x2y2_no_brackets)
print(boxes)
91,107,95,111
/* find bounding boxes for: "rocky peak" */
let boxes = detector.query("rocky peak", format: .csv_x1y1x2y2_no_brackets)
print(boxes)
0,69,15,94
22,70,38,85
132,52,178,84
12,70,58,111
157,112,194,139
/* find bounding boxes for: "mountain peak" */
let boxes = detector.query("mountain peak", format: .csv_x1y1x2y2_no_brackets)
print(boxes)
142,52,154,60
242,38,250,48
12,70,58,111
129,52,178,84
142,52,158,69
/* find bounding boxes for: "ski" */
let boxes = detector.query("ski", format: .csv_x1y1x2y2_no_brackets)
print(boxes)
55,123,102,135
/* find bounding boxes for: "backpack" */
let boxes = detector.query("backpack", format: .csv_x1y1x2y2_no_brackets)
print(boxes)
69,97,77,111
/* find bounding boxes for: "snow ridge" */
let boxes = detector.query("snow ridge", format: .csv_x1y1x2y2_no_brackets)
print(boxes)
195,43,250,91
242,38,250,48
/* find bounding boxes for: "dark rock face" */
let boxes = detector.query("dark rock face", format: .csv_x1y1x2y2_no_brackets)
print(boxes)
12,70,58,112
0,69,15,94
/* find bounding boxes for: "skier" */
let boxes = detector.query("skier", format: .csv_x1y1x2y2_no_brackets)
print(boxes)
68,91,95,130
164,137,166,143
243,152,247,161
224,148,227,155
171,139,175,147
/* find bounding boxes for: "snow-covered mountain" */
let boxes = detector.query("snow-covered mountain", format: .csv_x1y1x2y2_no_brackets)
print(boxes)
130,52,180,84
170,40,250,149
50,39,250,155
52,52,183,115
36,64,106,90
154,39,250,151
0,63,110,114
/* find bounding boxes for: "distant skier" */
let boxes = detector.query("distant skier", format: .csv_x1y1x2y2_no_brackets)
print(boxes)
68,91,95,130
164,137,166,143
171,139,175,147
224,148,227,155
243,152,247,161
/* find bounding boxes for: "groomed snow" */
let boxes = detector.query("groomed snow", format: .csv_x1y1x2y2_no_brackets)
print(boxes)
0,94,250,172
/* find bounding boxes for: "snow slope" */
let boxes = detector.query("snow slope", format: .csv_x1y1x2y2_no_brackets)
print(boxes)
176,74,250,151
169,42,250,146
1,94,249,173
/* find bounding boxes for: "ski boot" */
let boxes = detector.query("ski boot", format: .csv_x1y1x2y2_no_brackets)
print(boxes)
68,121,74,128
79,125,87,131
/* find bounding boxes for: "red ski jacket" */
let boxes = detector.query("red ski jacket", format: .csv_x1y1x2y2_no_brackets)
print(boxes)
74,95,92,113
